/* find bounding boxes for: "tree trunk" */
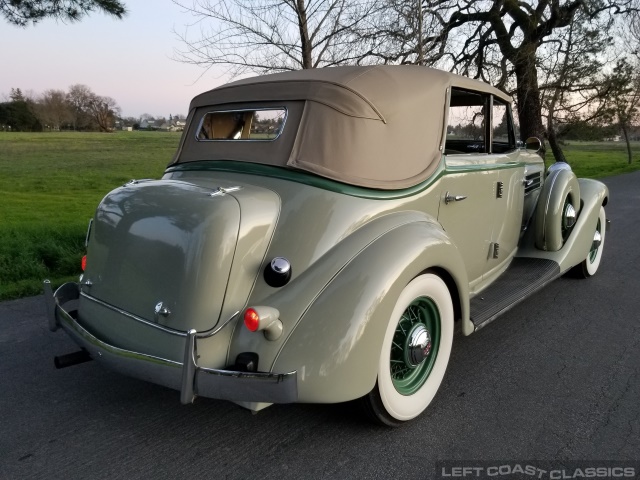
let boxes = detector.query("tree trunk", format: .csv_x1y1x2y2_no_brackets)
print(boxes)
546,118,568,163
295,0,313,69
621,122,633,164
513,48,546,155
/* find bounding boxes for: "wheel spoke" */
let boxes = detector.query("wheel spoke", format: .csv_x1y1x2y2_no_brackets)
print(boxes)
390,296,441,395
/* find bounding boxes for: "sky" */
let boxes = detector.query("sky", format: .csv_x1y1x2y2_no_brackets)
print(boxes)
0,0,230,118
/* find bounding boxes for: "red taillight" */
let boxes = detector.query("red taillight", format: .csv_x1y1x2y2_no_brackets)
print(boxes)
81,255,87,271
244,308,260,332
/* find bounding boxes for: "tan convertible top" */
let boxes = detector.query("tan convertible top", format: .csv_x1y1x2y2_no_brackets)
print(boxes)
175,65,512,190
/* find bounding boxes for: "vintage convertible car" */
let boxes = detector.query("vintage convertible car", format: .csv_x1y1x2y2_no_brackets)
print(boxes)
45,66,608,426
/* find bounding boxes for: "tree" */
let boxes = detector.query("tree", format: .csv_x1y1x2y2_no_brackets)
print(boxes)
33,89,72,130
2,0,126,27
604,59,640,164
172,0,382,77
366,1,638,143
87,95,120,132
67,84,94,130
0,88,40,131
10,88,25,102
537,10,614,162
558,118,617,141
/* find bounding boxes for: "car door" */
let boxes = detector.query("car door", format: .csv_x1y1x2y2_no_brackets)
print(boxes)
437,89,524,292
437,88,497,290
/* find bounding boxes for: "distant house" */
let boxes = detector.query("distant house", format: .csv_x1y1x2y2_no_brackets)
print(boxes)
164,120,186,132
139,118,185,132
140,119,156,130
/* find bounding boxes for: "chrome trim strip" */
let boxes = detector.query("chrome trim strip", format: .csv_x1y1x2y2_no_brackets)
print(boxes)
80,291,187,337
79,290,240,339
197,311,241,338
84,219,93,248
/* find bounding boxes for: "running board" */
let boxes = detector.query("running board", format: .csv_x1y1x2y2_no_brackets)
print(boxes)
470,258,560,331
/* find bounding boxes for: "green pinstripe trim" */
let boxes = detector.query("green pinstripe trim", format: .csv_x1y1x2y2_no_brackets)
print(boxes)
164,158,525,200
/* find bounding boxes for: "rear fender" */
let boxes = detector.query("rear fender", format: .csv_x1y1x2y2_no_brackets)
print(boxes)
228,211,445,368
272,221,468,403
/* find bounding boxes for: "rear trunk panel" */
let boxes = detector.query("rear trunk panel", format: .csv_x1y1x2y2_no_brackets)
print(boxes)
84,179,240,333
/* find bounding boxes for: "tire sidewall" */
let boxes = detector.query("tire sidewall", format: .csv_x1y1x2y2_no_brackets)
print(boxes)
584,206,606,276
377,274,454,422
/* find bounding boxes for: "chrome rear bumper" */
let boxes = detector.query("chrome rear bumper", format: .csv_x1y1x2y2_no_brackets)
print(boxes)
44,281,297,405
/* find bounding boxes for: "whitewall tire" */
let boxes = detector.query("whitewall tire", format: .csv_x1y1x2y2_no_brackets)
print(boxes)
575,206,606,278
362,273,454,426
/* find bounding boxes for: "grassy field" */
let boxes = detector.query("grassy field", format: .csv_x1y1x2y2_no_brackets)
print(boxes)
548,141,640,177
0,132,180,300
1,132,639,301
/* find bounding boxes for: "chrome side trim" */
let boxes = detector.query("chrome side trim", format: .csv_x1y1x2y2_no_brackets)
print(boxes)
84,219,93,248
48,283,298,405
79,291,239,339
80,291,188,337
197,311,241,338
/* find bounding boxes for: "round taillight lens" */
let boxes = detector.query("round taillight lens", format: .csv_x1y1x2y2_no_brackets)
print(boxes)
81,255,87,271
244,308,260,332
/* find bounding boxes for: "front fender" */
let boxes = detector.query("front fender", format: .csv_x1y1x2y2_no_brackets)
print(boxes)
562,179,609,270
272,221,469,403
520,178,608,272
534,168,581,252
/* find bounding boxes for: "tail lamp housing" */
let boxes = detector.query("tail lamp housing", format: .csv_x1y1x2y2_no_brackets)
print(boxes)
243,306,283,340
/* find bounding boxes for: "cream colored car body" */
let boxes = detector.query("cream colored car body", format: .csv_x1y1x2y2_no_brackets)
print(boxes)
46,66,608,416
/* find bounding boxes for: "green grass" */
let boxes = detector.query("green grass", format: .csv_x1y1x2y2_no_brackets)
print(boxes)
0,133,639,301
548,140,640,177
0,131,180,300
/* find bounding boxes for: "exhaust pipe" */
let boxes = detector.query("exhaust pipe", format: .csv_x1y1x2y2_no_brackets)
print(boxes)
54,350,92,369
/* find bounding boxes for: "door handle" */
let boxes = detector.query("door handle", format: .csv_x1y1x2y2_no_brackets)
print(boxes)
444,191,468,204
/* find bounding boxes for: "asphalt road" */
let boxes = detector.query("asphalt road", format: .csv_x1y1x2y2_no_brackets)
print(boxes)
1,172,639,480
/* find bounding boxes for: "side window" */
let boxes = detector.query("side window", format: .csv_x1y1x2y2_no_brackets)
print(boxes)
445,89,488,154
492,98,516,153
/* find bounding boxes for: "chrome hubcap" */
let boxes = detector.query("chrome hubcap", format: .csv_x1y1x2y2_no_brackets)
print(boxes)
592,230,602,251
404,324,432,367
563,203,577,230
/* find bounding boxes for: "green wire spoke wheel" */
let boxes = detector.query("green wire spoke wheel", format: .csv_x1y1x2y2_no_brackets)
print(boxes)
389,298,441,395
